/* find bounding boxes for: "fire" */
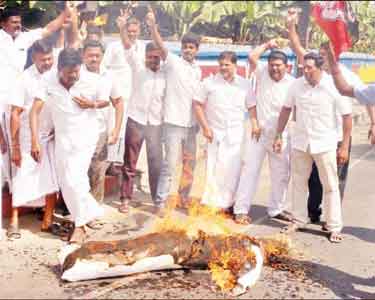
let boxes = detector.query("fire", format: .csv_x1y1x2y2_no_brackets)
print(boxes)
152,196,234,238
152,196,260,291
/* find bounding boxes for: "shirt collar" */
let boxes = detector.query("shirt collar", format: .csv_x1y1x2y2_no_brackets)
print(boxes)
216,72,240,85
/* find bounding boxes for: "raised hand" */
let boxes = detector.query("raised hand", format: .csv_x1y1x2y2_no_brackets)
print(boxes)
145,7,156,28
286,7,299,28
116,8,130,30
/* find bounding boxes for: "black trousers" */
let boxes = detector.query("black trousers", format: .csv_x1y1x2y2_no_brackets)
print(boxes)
307,140,351,220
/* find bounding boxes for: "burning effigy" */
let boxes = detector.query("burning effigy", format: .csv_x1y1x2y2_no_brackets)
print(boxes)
59,199,292,295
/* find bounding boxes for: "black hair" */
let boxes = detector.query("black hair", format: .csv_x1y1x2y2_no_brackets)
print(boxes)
86,25,103,36
145,42,160,53
82,39,104,53
181,32,201,48
304,52,324,68
0,7,22,22
30,39,53,57
268,50,288,65
57,48,82,70
218,51,237,64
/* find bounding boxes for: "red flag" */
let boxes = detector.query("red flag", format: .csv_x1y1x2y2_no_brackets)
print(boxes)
311,1,354,59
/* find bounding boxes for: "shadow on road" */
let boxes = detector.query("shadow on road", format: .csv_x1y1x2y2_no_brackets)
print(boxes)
294,258,375,299
342,226,375,244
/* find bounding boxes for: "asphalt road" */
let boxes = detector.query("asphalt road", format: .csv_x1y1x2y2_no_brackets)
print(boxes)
0,114,375,299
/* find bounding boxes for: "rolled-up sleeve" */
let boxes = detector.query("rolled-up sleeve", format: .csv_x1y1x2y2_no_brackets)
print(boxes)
354,84,375,105
284,82,296,108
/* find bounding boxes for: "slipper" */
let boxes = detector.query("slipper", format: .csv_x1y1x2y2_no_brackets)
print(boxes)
280,222,299,234
41,223,70,238
7,224,21,240
328,232,343,243
86,220,105,230
272,211,294,222
118,199,130,214
234,214,252,225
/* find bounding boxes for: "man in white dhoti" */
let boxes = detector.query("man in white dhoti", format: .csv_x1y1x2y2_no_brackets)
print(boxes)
193,51,251,211
8,40,59,239
0,5,71,188
232,44,295,225
30,49,106,244
81,40,123,205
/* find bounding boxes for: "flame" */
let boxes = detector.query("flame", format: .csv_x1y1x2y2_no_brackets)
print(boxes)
152,196,234,238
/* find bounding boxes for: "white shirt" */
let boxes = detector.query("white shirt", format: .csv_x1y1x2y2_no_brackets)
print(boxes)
194,73,251,143
0,29,43,77
354,84,375,105
81,65,121,133
285,73,352,154
35,69,109,149
101,40,145,100
333,64,362,141
125,46,166,126
164,52,202,127
10,65,53,144
247,66,295,139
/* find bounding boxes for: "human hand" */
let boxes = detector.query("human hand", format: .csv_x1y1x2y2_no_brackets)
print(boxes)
273,136,282,153
286,7,299,28
116,8,130,30
31,142,41,163
145,8,156,28
73,95,94,109
108,130,119,145
251,124,261,142
11,145,21,167
203,127,214,143
337,145,349,165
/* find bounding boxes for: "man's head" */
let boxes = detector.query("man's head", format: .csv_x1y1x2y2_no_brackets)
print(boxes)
57,48,82,89
82,40,104,73
86,25,103,42
303,52,324,86
30,40,54,74
124,17,140,44
267,50,288,82
218,51,237,82
0,7,22,38
181,33,200,63
145,42,162,72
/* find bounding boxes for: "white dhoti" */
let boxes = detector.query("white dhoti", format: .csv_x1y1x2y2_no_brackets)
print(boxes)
201,127,244,209
233,134,291,217
55,134,104,227
12,135,58,207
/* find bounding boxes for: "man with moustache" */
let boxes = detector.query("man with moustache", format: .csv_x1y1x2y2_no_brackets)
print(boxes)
30,49,107,244
273,52,352,243
81,40,124,208
232,42,295,225
116,13,165,212
8,40,59,239
193,51,252,211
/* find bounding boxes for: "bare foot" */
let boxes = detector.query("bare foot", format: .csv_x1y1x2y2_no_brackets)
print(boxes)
69,227,87,244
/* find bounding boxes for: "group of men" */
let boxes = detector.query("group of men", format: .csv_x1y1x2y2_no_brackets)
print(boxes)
0,4,374,244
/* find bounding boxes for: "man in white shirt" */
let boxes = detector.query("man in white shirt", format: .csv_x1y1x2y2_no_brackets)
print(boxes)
103,16,145,165
193,51,251,212
232,44,295,225
273,52,352,243
147,11,202,208
0,6,70,187
81,40,123,206
8,40,59,239
286,14,362,224
116,15,165,212
30,49,106,244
